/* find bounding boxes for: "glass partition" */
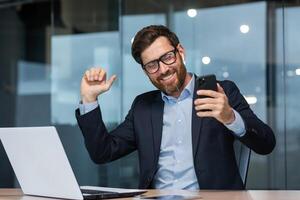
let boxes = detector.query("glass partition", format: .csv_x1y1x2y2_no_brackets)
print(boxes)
0,0,299,190
284,4,300,189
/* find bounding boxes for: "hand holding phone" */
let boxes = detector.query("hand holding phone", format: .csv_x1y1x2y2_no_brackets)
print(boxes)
195,74,235,124
197,74,217,99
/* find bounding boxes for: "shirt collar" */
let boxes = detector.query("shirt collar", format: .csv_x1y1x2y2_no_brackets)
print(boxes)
161,73,195,103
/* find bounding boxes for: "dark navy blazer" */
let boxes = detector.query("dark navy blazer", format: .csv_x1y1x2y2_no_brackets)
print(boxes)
76,77,276,189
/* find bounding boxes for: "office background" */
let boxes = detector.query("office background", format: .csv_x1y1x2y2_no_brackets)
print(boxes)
0,0,299,189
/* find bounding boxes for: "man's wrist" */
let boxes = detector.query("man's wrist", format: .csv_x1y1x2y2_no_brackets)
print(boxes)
81,95,97,104
224,109,246,136
225,109,235,125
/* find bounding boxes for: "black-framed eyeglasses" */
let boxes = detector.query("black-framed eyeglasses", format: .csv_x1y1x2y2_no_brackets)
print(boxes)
142,48,177,74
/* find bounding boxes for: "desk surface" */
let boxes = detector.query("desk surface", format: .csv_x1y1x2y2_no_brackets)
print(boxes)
0,189,300,200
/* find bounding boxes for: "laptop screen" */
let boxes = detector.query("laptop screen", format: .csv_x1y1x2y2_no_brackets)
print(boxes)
0,127,83,200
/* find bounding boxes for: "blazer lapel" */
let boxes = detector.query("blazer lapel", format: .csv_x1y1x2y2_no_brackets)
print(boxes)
151,93,164,163
192,75,204,158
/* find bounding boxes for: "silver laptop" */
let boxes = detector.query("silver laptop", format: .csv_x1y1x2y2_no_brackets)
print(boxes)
0,126,146,200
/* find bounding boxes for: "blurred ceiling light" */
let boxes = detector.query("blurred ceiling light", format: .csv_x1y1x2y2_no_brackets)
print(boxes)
295,68,300,75
187,9,197,18
202,56,211,65
244,95,257,105
255,86,261,93
287,70,294,77
222,71,229,78
240,24,250,34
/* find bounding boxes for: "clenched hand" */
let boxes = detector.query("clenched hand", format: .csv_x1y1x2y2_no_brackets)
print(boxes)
80,67,117,103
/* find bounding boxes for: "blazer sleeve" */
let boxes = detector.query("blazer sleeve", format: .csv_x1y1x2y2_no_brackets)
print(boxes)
221,80,276,155
75,99,138,164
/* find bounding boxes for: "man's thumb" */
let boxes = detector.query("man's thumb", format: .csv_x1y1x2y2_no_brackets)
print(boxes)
106,75,117,89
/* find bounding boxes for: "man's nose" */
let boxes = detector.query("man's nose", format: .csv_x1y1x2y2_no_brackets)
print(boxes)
158,61,169,74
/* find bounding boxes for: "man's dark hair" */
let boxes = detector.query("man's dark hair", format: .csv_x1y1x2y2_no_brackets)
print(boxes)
131,25,180,65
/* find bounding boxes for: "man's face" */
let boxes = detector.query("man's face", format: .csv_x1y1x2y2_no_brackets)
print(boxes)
140,36,188,97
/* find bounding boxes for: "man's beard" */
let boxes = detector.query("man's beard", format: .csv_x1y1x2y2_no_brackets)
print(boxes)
149,62,187,97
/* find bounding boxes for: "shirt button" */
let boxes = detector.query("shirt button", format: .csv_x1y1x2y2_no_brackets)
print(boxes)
178,140,182,144
178,119,182,123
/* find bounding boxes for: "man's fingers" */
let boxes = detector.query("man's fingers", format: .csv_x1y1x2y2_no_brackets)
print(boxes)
98,69,106,81
194,98,216,106
90,68,102,81
85,68,97,81
197,89,219,98
196,110,214,118
84,68,107,82
85,70,90,81
195,104,216,111
83,67,116,93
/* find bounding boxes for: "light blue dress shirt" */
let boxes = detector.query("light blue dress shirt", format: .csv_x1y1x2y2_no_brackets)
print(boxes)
153,74,198,190
79,74,246,190
79,101,98,115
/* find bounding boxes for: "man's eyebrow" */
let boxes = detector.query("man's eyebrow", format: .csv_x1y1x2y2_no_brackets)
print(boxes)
145,49,174,64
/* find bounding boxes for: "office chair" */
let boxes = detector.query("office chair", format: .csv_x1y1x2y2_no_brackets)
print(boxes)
234,140,251,187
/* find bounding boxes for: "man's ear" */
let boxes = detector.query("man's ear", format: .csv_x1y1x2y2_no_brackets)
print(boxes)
179,52,185,64
177,43,186,63
177,43,185,53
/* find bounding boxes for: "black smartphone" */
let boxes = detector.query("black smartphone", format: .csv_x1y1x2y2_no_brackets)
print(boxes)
196,74,217,98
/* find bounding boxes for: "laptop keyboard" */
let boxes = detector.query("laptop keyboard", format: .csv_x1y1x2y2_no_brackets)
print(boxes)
81,189,118,195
